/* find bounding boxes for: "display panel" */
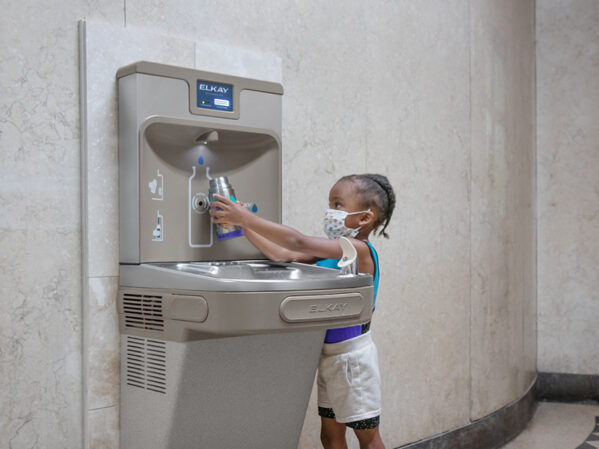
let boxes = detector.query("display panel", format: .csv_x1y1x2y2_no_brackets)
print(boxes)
197,80,234,112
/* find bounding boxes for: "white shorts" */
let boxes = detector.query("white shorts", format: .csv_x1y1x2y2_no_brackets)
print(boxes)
317,332,382,423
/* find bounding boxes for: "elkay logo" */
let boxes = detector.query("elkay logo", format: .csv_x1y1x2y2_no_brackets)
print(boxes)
308,303,349,314
198,83,230,94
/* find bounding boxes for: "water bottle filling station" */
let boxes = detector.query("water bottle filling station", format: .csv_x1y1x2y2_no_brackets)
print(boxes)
116,61,374,449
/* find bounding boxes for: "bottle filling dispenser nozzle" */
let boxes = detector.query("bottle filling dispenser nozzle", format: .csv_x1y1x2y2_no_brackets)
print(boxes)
195,130,219,145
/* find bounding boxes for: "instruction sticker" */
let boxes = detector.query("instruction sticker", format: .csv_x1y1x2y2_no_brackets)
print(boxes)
152,211,164,242
197,80,233,112
148,169,164,201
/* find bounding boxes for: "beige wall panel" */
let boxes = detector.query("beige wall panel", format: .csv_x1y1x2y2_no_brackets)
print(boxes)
88,406,119,449
469,0,537,420
87,277,120,410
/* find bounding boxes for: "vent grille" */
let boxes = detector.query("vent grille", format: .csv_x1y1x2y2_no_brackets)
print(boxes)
123,293,164,332
126,336,167,394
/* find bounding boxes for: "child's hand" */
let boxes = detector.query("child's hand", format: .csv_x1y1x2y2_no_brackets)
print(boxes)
209,194,249,227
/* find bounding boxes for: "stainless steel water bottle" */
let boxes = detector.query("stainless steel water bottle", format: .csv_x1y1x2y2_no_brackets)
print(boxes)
209,176,245,241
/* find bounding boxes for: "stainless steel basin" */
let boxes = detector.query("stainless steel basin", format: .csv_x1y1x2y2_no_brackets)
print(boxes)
121,260,371,292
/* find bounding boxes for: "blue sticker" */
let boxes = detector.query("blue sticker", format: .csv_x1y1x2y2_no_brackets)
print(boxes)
251,204,258,213
198,156,204,165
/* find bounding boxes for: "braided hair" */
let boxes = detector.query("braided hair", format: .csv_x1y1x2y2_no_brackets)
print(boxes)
340,174,396,238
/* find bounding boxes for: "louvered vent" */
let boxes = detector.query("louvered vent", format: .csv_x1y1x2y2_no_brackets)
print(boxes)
122,293,164,332
125,336,146,390
126,336,167,394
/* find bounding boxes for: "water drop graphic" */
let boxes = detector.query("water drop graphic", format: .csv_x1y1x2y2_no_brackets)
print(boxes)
198,156,204,165
251,204,258,213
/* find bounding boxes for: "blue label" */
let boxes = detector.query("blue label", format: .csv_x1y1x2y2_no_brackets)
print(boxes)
197,80,233,112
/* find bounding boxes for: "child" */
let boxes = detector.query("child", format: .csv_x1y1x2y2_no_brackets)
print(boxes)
210,174,395,449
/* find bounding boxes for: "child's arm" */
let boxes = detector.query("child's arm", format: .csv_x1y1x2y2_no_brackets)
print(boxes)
211,195,375,276
211,194,343,260
243,227,316,264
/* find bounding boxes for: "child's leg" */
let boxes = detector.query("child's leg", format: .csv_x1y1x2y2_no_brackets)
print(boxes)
353,427,385,449
320,417,348,449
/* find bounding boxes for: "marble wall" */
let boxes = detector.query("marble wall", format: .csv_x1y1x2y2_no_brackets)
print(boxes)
537,0,599,375
469,0,537,420
0,1,122,448
360,3,473,444
2,1,538,449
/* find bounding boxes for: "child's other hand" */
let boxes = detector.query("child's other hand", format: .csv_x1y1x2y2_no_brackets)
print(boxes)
209,194,248,226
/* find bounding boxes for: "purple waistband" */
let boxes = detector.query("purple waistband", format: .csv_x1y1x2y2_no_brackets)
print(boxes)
324,325,363,344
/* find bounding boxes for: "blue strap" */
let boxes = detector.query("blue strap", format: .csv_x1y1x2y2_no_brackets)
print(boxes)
315,258,339,269
315,242,379,310
366,242,380,310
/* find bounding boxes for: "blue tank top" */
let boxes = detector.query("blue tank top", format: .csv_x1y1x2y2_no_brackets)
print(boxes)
316,242,380,343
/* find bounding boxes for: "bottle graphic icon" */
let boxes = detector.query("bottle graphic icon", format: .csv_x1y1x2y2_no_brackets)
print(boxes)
149,169,164,201
188,165,213,248
152,211,164,242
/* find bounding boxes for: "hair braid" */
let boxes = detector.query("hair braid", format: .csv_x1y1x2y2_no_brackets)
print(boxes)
340,173,396,239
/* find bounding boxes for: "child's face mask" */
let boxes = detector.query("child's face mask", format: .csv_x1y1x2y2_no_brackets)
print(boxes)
323,208,370,239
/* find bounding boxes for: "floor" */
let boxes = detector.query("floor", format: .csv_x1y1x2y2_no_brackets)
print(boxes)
501,402,599,449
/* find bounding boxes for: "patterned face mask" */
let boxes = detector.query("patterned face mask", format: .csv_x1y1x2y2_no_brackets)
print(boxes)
323,208,370,239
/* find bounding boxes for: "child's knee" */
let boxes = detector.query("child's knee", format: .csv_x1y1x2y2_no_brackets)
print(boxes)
353,427,384,449
320,432,347,449
320,420,348,449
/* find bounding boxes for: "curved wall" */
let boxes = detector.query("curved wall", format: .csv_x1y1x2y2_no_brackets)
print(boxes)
537,0,599,376
468,0,537,422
